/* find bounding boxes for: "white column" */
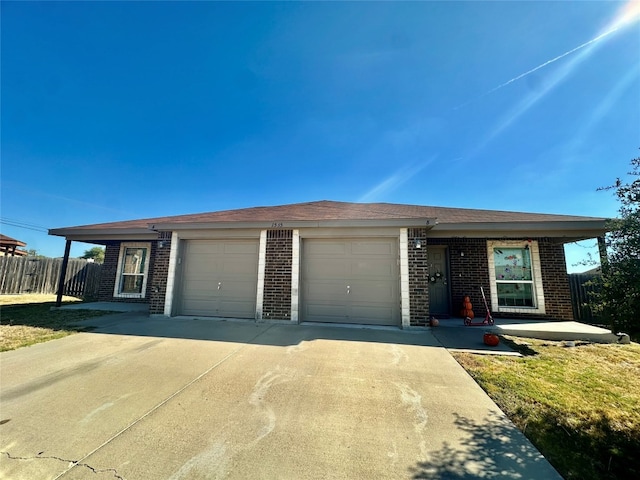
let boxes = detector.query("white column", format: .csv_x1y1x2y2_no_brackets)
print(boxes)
399,228,410,328
163,232,179,316
291,229,300,323
255,230,267,320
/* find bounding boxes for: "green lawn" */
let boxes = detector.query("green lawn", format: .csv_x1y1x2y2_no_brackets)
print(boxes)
453,336,640,480
0,294,114,351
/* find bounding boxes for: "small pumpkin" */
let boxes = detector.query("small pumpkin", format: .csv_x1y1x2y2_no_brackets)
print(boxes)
483,332,500,346
429,317,439,327
460,297,474,318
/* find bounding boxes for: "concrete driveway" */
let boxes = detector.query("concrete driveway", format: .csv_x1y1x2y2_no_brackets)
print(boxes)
0,314,561,479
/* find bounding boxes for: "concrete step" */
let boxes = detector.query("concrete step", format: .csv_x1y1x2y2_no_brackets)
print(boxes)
493,321,630,344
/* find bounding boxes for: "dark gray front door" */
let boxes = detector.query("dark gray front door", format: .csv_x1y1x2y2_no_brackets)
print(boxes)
428,246,450,316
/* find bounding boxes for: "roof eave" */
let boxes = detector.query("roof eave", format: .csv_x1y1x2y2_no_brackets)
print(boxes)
149,218,439,230
430,220,608,241
48,227,158,243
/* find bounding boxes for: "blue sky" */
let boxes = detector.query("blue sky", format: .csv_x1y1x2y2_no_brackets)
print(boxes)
2,1,639,272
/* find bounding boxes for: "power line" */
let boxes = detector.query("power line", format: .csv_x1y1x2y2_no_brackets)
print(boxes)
1,217,49,229
0,218,49,233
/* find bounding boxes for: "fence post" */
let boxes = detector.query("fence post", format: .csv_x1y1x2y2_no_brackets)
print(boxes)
55,240,72,307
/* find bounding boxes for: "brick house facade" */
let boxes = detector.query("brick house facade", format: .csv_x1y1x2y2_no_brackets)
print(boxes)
51,201,606,327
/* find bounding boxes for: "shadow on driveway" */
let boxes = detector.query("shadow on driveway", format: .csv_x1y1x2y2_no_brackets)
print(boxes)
73,312,444,348
410,412,559,479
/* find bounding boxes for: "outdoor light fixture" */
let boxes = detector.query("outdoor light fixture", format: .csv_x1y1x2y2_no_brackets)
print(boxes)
415,239,422,249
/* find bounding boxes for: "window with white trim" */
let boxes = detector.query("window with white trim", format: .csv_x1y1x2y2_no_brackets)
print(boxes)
487,240,546,315
114,243,151,298
493,247,534,306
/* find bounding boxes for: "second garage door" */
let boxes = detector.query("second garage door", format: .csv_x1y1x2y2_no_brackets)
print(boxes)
301,238,400,326
178,239,259,319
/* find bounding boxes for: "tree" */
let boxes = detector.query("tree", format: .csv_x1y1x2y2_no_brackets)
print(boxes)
80,246,105,264
594,155,640,336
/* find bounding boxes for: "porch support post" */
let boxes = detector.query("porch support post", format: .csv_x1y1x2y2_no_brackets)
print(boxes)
56,239,72,307
597,236,608,267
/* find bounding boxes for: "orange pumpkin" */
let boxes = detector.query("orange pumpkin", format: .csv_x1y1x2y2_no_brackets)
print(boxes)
460,297,474,318
483,332,500,346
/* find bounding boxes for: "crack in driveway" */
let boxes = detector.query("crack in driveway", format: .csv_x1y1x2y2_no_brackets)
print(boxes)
1,451,125,479
23,324,276,479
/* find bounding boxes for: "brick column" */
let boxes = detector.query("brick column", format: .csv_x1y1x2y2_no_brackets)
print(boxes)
149,232,172,315
262,229,293,320
408,228,429,326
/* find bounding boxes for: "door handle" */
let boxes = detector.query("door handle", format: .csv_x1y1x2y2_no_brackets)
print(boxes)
218,282,222,290
346,285,351,295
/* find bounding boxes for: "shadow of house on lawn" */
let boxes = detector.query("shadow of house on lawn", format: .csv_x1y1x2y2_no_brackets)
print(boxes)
410,412,562,480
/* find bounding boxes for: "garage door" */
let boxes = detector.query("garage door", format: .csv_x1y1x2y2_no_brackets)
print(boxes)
301,238,400,326
178,240,259,318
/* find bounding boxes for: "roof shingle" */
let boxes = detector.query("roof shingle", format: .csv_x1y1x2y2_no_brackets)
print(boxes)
56,200,607,231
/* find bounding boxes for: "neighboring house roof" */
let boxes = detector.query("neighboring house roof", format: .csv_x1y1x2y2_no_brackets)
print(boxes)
581,266,602,275
49,200,608,243
0,234,28,256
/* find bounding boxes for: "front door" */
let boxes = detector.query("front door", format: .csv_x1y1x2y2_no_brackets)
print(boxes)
428,246,450,317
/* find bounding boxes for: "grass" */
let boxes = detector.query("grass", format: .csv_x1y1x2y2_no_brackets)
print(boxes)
453,336,640,480
0,294,115,352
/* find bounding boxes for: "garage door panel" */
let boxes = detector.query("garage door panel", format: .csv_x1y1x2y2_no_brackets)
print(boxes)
350,259,396,277
223,242,259,255
306,304,348,321
350,304,396,322
304,280,347,299
305,241,347,256
187,241,223,255
302,238,399,326
218,299,255,318
219,279,258,296
179,240,258,319
348,282,396,302
351,241,395,256
221,260,259,275
304,260,349,278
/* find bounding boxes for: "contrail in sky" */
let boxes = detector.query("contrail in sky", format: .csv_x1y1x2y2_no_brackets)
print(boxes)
455,0,640,109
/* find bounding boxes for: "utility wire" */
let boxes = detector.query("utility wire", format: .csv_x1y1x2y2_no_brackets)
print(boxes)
0,218,50,233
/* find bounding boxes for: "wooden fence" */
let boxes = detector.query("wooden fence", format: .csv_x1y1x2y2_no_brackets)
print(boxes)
0,256,102,300
569,273,601,324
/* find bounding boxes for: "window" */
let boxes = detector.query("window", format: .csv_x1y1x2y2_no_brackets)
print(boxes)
114,243,151,298
493,247,534,307
487,240,546,314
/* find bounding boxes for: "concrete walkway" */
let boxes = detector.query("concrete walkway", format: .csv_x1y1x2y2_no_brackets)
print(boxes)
61,302,628,344
0,314,562,480
432,317,630,345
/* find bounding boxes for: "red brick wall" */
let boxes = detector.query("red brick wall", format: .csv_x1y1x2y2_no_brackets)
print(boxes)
408,228,430,326
425,237,573,321
149,232,172,314
426,238,490,318
538,239,573,320
98,242,121,302
263,229,293,320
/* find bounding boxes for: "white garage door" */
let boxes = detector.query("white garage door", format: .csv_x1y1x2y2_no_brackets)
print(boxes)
178,239,259,319
301,238,400,326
